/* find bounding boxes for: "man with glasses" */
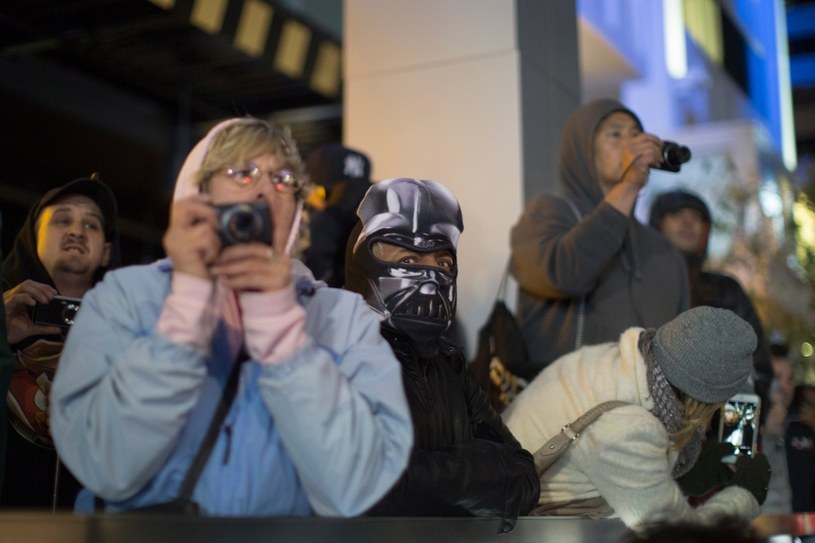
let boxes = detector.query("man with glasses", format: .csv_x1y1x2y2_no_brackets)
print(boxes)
2,176,120,509
50,118,413,516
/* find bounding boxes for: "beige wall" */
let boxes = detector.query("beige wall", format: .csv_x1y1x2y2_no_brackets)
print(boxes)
344,0,579,355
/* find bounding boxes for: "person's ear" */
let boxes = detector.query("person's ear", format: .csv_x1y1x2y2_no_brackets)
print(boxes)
101,242,112,267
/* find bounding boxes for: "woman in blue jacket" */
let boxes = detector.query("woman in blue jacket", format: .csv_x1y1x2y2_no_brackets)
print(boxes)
50,118,413,516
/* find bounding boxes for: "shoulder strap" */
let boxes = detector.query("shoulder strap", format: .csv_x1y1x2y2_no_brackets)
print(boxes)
532,400,628,474
551,194,586,350
494,259,511,303
177,348,249,501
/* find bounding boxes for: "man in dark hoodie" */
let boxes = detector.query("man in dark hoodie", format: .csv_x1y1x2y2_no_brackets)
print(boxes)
346,178,539,532
649,189,773,414
510,98,690,378
1,176,120,509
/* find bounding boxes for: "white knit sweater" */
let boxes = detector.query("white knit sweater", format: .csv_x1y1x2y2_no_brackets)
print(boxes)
504,327,759,528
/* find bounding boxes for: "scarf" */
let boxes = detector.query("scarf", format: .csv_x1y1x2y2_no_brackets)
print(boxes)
639,329,704,478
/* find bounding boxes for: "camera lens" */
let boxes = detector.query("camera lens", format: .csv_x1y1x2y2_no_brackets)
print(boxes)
62,302,80,326
662,141,691,169
225,205,263,243
214,200,272,247
654,141,691,172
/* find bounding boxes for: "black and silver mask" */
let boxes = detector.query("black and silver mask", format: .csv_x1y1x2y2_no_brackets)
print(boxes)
345,178,463,347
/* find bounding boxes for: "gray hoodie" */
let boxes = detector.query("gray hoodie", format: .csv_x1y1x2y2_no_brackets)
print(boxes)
509,99,690,377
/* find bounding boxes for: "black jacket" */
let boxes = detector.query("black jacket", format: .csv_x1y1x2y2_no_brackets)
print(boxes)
304,179,371,287
786,417,815,513
366,330,540,529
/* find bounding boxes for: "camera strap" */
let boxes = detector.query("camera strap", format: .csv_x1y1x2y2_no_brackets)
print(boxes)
95,348,249,513
177,347,249,501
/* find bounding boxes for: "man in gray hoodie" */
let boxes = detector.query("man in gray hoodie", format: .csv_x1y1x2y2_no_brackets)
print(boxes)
510,98,690,378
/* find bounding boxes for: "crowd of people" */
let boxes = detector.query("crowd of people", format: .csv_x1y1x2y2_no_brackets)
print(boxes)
1,98,810,539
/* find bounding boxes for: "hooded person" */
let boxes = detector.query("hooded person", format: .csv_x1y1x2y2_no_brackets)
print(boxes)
1,176,120,509
649,189,773,418
302,144,373,287
504,306,771,530
49,117,412,516
509,98,690,379
345,178,540,532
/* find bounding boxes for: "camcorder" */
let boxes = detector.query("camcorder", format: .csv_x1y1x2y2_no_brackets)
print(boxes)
213,199,273,248
653,141,692,173
31,295,82,329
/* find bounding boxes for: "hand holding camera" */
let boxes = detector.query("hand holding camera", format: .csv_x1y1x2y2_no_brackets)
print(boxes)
3,279,63,344
164,194,223,279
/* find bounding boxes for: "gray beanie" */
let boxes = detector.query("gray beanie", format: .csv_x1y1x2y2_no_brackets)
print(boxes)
652,306,756,403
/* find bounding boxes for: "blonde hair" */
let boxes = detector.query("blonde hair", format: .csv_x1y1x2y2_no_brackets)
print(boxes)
672,393,723,450
196,118,307,198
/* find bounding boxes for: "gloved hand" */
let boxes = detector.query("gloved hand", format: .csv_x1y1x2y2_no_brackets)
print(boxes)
676,441,737,497
733,453,771,505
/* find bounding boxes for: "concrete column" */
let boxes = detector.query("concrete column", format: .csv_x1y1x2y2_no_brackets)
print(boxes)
344,0,580,355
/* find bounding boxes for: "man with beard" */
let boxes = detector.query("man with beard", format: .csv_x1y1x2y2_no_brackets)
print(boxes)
345,178,539,532
1,176,120,508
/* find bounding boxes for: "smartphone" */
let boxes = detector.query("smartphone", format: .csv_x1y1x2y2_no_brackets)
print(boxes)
31,295,82,329
718,393,761,457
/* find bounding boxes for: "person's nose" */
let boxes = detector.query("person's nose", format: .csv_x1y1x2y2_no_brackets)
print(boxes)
254,179,272,199
66,222,86,238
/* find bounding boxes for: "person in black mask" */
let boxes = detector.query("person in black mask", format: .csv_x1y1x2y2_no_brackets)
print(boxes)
345,178,540,532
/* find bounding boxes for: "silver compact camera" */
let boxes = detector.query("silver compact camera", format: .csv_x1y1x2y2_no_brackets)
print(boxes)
213,200,273,247
31,295,82,329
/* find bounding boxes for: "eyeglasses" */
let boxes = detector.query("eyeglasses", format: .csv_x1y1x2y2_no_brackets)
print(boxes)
215,163,301,193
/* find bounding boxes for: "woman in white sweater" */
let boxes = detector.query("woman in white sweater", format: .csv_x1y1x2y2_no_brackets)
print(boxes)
504,306,770,529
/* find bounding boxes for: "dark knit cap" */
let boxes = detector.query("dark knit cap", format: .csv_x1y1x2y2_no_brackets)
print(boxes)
653,306,756,403
649,189,711,229
305,143,371,193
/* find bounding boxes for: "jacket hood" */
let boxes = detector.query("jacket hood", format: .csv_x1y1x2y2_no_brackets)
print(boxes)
560,98,643,215
172,117,304,255
3,177,122,291
172,118,245,202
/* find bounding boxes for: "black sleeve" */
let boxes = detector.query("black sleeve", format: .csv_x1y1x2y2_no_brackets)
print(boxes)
366,363,540,530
